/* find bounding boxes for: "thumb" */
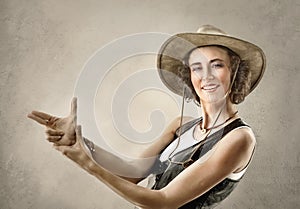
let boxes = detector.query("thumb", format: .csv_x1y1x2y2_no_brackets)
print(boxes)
70,97,77,118
75,125,84,147
75,125,82,139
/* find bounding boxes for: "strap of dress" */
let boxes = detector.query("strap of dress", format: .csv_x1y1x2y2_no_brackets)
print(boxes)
191,118,250,160
169,118,250,159
158,118,202,155
175,117,202,137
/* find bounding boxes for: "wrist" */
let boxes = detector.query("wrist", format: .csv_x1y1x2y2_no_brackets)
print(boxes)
82,137,95,157
81,137,101,174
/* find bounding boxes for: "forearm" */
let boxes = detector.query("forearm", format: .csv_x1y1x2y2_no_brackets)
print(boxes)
87,160,169,209
83,137,155,180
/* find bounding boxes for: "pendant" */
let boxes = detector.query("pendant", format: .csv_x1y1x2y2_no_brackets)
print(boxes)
201,128,207,134
194,126,210,142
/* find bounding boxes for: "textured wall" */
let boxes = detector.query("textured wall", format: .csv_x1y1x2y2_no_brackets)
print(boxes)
1,0,299,208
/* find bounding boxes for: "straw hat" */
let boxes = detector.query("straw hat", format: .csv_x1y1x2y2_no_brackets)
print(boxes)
157,25,266,100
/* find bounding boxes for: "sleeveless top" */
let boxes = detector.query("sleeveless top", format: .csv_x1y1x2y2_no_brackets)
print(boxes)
149,118,254,209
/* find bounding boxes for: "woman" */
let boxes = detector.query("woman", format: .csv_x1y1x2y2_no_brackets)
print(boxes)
28,25,266,209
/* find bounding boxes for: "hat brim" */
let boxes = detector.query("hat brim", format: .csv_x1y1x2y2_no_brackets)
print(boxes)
157,33,266,99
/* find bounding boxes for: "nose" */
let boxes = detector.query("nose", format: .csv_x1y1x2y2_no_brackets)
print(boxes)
202,65,214,80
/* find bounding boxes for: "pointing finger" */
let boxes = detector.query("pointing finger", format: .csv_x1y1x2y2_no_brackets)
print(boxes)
27,113,48,125
31,111,52,120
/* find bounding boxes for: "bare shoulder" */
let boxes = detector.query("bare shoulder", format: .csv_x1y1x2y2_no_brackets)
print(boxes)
210,125,256,173
170,116,195,132
220,125,256,153
161,115,195,144
227,125,256,147
139,116,195,159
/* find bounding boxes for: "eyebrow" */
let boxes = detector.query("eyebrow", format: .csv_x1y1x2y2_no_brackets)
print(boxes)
189,58,225,67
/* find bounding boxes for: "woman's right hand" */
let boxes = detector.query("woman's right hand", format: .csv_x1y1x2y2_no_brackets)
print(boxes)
27,97,78,146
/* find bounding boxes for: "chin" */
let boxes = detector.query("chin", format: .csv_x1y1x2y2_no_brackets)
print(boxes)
200,92,227,104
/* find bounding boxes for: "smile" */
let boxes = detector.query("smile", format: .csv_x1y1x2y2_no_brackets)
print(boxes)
201,84,219,92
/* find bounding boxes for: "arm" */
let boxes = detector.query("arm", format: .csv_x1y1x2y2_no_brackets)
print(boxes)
63,115,194,183
27,97,192,183
56,124,255,209
98,115,194,183
28,98,255,208
157,127,256,207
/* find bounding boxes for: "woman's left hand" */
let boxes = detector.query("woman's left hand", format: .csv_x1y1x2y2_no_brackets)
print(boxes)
54,125,95,173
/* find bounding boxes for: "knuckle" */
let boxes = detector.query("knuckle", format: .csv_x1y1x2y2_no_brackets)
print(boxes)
51,123,57,129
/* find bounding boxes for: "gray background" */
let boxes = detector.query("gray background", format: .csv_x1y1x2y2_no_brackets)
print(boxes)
1,0,299,208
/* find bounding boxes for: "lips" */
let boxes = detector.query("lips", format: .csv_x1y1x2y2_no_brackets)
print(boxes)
201,84,219,91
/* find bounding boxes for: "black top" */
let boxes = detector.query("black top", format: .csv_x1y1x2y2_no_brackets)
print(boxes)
151,118,250,209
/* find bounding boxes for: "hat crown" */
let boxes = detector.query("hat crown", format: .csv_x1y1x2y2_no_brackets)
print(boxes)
196,25,227,35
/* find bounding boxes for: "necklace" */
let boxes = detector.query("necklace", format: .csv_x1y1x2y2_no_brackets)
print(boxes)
198,111,238,134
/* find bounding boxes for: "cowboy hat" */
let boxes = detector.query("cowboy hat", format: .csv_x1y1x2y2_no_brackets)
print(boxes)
157,25,266,100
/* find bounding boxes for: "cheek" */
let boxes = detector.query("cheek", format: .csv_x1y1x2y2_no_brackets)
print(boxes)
190,72,200,88
190,72,202,96
218,69,231,88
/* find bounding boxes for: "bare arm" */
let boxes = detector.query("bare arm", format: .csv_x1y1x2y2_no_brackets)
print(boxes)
28,98,255,208
71,115,194,183
27,97,192,183
56,124,255,209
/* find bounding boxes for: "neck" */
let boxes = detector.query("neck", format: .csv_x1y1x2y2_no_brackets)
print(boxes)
200,98,237,129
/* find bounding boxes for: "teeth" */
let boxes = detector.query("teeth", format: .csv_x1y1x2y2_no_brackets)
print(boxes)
203,86,217,90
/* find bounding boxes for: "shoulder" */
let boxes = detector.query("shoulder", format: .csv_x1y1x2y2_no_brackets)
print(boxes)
156,116,196,152
229,122,256,149
168,116,196,135
209,123,256,173
223,118,256,151
139,116,196,159
155,116,195,137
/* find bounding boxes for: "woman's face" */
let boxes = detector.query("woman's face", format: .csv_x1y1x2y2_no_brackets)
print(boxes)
188,46,232,104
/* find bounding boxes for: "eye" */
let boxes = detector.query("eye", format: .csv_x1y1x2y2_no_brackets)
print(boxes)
211,62,224,69
191,66,202,72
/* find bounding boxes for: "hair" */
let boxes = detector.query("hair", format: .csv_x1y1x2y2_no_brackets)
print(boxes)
179,45,252,105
